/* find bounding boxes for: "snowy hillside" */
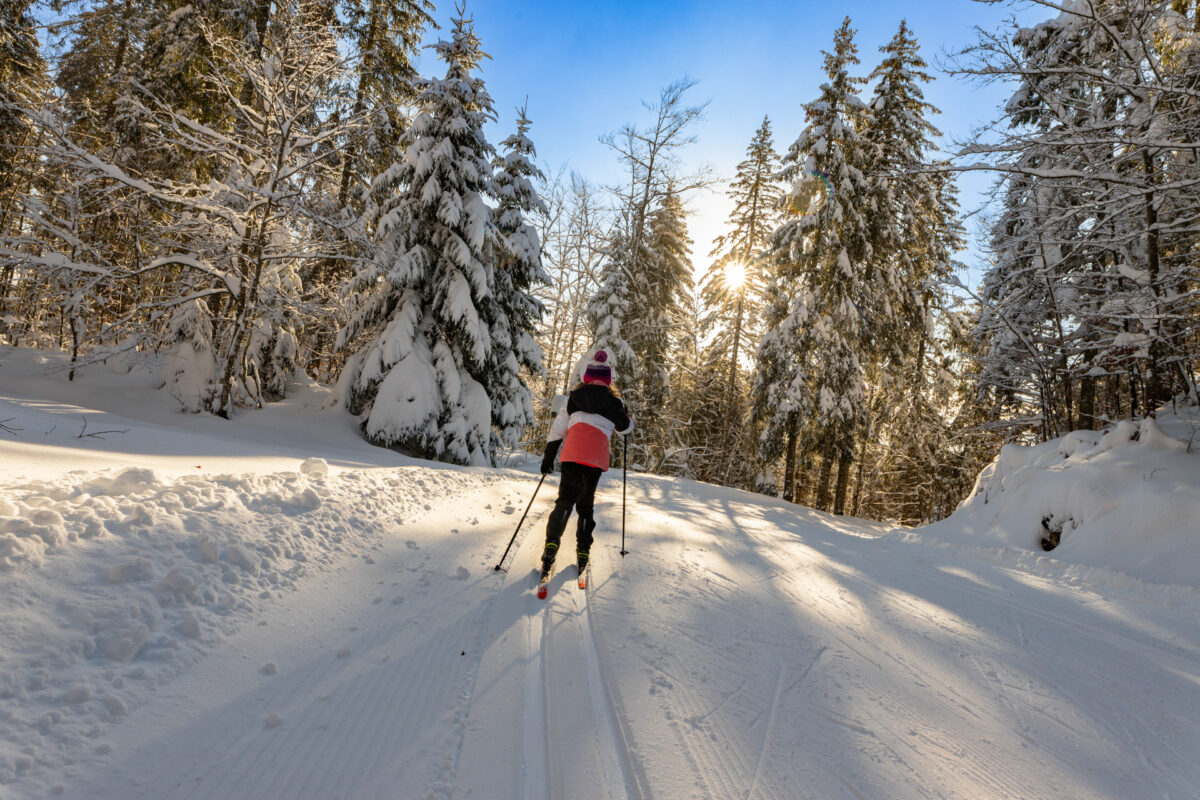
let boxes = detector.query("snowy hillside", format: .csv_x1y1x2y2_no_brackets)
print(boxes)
2,347,1199,800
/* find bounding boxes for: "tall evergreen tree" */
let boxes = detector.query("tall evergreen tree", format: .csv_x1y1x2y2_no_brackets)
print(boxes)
755,17,877,512
0,0,49,325
488,106,551,448
864,20,950,364
850,21,965,516
639,188,695,464
335,0,434,210
0,0,47,196
340,9,505,466
702,116,780,483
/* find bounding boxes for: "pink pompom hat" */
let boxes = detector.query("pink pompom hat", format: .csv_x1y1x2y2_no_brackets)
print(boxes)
583,350,612,386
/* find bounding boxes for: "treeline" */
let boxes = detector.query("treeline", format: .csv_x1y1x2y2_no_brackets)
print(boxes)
3,1,1197,523
0,0,547,466
532,19,974,523
950,0,1200,442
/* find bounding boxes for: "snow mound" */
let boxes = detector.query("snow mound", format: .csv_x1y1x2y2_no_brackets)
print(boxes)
0,459,502,791
923,414,1200,590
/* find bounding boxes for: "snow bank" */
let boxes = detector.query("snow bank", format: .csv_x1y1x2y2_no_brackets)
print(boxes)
923,412,1200,590
0,460,500,790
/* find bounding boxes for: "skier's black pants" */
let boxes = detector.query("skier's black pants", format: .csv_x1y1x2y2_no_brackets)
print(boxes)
544,461,602,557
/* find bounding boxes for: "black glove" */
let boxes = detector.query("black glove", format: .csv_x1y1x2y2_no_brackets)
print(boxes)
541,440,561,474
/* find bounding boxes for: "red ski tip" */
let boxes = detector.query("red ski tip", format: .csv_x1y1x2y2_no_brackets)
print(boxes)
537,585,548,599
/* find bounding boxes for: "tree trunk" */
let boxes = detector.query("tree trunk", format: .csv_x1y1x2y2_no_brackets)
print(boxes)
1078,373,1097,430
338,2,381,208
782,424,798,502
815,446,834,511
833,448,852,516
794,451,809,507
850,436,867,516
1142,149,1172,411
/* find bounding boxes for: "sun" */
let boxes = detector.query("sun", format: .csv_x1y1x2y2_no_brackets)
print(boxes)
724,260,747,290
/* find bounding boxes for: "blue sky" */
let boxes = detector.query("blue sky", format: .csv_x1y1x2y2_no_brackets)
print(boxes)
417,0,1042,283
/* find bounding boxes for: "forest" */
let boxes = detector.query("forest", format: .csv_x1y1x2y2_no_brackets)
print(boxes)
1,0,1198,524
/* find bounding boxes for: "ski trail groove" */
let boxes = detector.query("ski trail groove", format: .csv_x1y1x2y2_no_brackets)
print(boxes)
743,662,785,800
572,581,635,800
536,568,634,800
526,584,549,800
584,577,654,800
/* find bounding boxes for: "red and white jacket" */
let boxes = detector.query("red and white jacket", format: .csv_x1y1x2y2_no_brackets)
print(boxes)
547,384,634,471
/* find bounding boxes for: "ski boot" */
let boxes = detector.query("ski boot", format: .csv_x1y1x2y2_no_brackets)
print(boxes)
537,542,558,598
576,550,590,589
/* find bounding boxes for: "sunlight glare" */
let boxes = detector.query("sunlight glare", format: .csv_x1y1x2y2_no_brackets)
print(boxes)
724,260,747,290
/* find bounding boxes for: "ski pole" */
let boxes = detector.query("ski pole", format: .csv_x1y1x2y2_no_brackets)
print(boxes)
620,434,628,556
494,474,546,572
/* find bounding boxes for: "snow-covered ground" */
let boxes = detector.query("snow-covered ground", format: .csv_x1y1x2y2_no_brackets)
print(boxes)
2,346,1199,799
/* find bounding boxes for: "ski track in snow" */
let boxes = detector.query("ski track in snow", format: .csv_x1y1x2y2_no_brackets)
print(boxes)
454,495,638,800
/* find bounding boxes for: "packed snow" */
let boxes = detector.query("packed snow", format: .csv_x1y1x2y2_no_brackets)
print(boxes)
1,346,1199,799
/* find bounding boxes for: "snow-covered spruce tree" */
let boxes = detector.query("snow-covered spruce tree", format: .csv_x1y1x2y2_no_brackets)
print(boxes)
755,17,877,513
701,115,780,484
863,20,951,367
340,9,510,466
637,188,694,465
751,265,812,501
163,298,217,413
587,230,639,393
487,106,551,449
852,21,966,517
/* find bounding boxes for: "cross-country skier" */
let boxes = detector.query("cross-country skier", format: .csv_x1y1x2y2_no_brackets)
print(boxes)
539,350,633,579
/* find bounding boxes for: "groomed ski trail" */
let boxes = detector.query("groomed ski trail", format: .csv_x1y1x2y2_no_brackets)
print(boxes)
40,468,1200,800
453,491,643,800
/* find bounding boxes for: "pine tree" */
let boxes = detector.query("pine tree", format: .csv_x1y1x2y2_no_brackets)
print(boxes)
488,106,551,448
639,188,695,465
335,0,434,210
864,20,949,365
0,0,47,244
588,232,639,387
340,8,503,466
756,17,877,512
163,299,217,413
851,21,966,517
702,116,780,483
